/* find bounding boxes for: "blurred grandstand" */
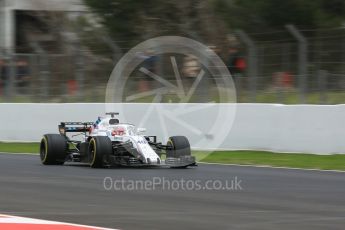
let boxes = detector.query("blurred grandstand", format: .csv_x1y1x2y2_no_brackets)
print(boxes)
0,0,344,104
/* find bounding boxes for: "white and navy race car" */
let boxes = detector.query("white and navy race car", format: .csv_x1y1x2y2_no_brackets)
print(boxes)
40,113,196,168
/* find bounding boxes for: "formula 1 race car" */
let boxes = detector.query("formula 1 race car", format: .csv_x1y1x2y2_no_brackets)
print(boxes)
40,113,196,168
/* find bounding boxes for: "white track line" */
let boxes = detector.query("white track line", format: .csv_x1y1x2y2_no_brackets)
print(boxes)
0,152,344,173
0,152,37,155
199,162,345,173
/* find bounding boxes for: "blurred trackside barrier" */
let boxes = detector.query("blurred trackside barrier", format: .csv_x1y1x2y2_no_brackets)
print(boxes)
0,103,344,154
1,26,345,104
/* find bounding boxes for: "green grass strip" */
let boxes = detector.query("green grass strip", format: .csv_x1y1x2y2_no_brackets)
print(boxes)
196,150,345,171
0,143,344,171
0,142,39,154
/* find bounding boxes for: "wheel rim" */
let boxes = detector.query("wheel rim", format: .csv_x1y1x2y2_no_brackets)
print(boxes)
166,139,175,157
89,139,96,166
40,138,47,162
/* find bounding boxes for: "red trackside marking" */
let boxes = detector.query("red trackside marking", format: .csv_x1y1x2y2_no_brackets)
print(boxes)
0,214,118,230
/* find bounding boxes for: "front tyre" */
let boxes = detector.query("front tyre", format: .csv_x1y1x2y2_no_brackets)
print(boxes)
166,136,191,158
40,134,67,165
89,136,113,168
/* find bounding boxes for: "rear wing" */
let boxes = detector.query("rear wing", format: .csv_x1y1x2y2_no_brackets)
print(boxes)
58,122,94,135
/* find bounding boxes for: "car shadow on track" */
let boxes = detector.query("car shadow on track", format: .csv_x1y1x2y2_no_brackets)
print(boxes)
63,163,194,170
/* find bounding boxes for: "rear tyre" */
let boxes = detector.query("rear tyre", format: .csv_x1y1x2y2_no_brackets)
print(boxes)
40,134,67,165
166,136,191,158
89,136,113,168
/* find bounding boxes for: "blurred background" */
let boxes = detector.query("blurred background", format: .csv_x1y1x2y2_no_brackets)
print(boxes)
0,0,345,104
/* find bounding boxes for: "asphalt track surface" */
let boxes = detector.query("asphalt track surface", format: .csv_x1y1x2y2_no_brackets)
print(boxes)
0,153,345,230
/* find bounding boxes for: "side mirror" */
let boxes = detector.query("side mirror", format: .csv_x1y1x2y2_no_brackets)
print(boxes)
137,128,146,134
